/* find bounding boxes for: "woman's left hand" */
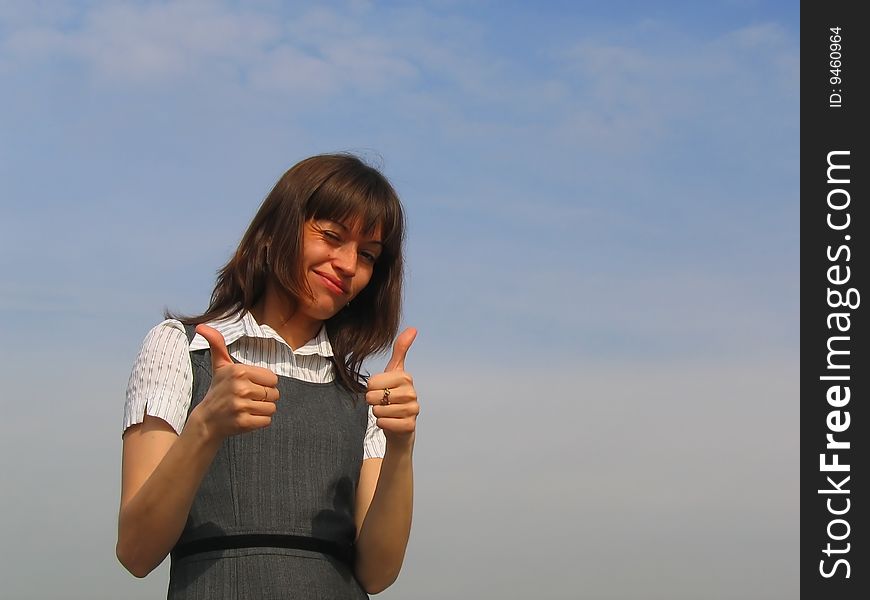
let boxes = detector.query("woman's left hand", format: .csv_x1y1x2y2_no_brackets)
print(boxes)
366,328,419,445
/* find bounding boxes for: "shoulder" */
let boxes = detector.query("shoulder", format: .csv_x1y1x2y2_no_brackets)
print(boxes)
140,318,188,348
129,319,192,368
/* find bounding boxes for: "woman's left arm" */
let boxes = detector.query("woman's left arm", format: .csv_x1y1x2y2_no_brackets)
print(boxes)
353,328,419,594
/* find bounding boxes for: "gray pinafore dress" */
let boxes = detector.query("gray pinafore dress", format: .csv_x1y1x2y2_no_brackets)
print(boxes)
167,326,370,599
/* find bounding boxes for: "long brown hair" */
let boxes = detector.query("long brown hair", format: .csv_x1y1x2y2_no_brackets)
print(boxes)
171,153,405,392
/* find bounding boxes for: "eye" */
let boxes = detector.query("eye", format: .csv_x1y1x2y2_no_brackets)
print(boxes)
359,250,378,264
322,229,342,243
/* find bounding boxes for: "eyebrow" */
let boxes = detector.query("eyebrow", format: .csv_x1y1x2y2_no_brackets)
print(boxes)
326,219,383,245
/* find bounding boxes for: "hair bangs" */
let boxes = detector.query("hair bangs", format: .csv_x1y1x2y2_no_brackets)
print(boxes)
306,163,404,257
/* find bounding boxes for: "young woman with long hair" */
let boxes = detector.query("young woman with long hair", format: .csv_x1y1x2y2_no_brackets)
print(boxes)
116,153,419,598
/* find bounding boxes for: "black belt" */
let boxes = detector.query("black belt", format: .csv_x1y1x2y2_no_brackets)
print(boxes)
171,534,355,566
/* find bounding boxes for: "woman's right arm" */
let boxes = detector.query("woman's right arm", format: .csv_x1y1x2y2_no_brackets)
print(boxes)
117,413,223,577
116,324,279,577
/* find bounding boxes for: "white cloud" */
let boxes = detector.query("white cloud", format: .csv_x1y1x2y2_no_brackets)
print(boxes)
5,1,272,79
548,21,798,155
3,4,797,159
3,0,418,95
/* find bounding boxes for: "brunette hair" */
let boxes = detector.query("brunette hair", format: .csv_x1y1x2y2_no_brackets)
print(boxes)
172,153,405,392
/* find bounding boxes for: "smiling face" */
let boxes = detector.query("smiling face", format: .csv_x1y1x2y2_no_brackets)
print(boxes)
212,154,404,374
297,218,384,323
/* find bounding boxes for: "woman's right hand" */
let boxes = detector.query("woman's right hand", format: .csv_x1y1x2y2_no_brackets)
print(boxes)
117,324,280,577
189,324,280,442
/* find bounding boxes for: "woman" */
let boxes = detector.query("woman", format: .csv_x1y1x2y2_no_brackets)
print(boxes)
117,153,419,598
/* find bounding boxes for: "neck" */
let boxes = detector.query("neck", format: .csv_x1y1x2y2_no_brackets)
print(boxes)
251,285,321,350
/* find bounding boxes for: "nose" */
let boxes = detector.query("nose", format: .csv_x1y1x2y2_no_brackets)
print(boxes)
332,242,357,276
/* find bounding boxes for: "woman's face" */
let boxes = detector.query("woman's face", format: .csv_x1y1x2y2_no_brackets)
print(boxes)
297,218,383,322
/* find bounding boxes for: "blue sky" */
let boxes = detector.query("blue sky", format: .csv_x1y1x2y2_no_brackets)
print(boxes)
0,2,798,598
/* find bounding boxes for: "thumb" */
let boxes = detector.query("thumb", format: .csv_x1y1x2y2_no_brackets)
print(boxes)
196,324,233,370
386,327,417,372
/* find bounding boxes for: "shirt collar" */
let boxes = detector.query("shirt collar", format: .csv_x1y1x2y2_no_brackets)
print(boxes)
189,311,334,358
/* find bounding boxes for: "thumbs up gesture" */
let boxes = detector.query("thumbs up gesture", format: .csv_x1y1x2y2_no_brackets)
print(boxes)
366,328,419,444
188,324,280,442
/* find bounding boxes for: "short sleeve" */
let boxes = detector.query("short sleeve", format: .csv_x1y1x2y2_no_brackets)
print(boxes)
363,406,386,459
123,319,193,435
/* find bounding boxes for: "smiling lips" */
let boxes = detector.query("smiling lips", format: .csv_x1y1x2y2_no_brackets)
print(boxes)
315,271,348,296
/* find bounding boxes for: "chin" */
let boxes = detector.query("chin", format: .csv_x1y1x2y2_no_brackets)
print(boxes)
308,299,346,321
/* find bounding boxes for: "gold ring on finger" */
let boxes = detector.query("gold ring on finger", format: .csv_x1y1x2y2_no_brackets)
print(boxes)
381,388,391,406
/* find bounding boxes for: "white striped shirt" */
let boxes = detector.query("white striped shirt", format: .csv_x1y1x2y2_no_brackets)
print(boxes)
123,312,386,459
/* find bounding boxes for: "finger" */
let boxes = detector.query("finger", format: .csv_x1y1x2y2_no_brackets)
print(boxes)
246,382,279,403
242,365,279,388
244,398,278,417
240,414,274,431
196,324,233,370
386,327,417,372
372,402,419,419
365,384,415,406
375,417,416,435
366,371,411,392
